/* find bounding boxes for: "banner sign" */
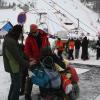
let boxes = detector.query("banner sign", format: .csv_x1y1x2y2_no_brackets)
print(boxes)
17,12,26,25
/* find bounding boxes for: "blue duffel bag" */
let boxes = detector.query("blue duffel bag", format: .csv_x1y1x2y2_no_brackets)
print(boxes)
28,62,61,89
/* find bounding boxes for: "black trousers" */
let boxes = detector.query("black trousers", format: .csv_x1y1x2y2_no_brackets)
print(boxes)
97,49,100,59
57,50,63,60
68,49,74,60
20,71,27,93
8,73,20,100
24,76,33,100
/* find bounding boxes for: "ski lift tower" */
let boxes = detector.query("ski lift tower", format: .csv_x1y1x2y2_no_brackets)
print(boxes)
75,18,79,34
38,12,49,32
38,12,47,24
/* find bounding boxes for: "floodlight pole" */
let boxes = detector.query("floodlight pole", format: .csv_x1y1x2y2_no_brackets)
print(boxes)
76,18,79,34
77,18,79,29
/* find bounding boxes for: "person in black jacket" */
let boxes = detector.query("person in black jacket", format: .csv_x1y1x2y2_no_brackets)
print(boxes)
81,36,89,60
75,38,81,59
96,37,100,60
2,24,34,100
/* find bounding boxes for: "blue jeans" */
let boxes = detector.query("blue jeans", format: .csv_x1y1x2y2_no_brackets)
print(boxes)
8,73,20,100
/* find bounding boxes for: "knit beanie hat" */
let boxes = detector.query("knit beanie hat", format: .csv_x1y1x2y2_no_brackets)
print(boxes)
30,24,37,31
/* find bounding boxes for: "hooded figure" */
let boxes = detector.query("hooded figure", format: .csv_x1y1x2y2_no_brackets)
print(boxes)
81,36,89,60
75,38,81,59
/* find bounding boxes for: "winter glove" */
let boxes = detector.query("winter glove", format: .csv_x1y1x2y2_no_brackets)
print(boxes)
65,84,73,94
28,70,35,78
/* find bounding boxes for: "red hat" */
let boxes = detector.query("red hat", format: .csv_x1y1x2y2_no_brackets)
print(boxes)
30,24,37,30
